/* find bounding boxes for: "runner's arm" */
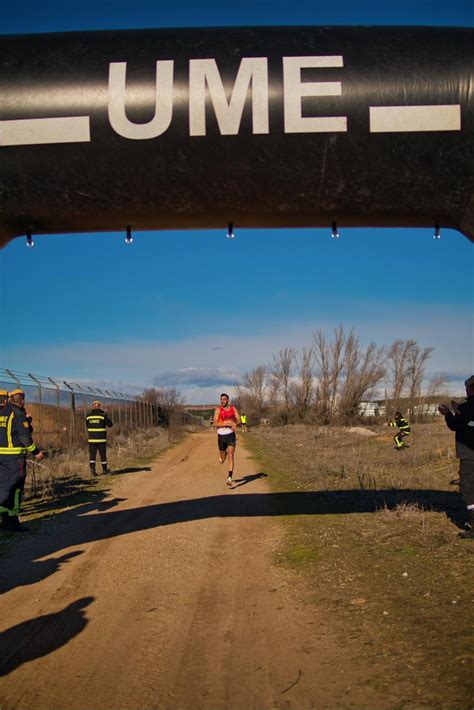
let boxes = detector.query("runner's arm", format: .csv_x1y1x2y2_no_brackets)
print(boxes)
232,407,242,425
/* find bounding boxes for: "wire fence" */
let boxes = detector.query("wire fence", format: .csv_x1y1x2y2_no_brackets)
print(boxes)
0,368,204,449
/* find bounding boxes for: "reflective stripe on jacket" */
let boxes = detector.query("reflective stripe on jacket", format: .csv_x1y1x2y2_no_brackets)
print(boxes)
86,409,113,443
390,417,410,433
0,403,39,457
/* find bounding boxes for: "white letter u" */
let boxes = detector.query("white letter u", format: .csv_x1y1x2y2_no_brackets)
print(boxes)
108,61,174,139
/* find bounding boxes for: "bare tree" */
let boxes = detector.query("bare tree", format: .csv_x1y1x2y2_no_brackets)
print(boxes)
270,347,295,421
386,339,434,419
386,339,417,414
235,365,268,418
290,347,315,421
417,373,448,419
407,345,434,420
313,328,345,422
314,326,385,423
339,337,386,421
139,386,185,426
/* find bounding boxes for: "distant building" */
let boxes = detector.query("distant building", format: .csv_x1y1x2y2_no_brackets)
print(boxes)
414,404,441,416
358,402,380,417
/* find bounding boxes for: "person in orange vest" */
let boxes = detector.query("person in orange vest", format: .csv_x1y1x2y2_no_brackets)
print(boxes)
85,400,113,475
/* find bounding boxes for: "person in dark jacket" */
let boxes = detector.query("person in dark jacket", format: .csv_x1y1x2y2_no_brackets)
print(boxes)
85,400,113,476
389,411,411,449
9,388,33,432
439,375,474,539
0,389,44,531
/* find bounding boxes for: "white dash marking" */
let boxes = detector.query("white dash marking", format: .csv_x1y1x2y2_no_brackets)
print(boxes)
369,105,461,133
0,116,91,146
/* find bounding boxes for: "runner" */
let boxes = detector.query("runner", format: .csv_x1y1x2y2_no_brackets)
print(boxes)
213,393,241,487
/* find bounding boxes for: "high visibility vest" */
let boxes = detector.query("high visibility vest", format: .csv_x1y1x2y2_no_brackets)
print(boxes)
86,412,109,443
390,417,410,433
0,405,37,456
241,415,247,424
86,409,112,444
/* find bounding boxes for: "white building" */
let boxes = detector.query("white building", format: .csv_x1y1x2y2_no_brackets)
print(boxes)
358,402,380,417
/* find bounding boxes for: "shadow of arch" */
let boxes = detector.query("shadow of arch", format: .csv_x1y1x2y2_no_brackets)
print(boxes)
0,597,94,676
1,488,466,596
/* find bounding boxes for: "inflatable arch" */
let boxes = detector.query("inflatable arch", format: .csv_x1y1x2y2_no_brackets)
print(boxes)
0,25,473,248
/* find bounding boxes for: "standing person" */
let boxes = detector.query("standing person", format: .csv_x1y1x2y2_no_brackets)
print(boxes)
213,393,241,487
9,388,33,432
240,412,248,433
389,411,411,449
439,376,474,540
0,389,44,531
85,400,113,476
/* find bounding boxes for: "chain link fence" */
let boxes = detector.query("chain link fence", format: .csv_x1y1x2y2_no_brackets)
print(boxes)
0,368,203,450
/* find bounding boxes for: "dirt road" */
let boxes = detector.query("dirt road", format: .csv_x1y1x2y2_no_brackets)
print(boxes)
1,432,386,709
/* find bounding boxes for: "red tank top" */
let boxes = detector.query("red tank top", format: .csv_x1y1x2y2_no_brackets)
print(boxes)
219,406,236,422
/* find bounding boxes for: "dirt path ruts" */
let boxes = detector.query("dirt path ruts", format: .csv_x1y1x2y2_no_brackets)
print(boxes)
1,432,387,710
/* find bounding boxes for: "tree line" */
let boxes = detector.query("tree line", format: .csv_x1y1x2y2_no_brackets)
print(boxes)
235,326,447,425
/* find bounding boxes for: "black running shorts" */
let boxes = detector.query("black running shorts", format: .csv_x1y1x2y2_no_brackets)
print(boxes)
218,432,236,451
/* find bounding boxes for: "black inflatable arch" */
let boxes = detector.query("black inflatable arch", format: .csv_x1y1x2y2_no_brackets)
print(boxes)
0,25,473,248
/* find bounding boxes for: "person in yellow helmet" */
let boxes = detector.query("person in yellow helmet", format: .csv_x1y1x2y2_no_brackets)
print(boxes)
1,389,44,531
9,388,33,433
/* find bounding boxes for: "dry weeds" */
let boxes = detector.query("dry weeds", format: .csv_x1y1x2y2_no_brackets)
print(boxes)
246,421,474,708
24,426,182,501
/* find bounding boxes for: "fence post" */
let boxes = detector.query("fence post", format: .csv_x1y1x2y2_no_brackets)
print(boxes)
63,382,75,446
117,396,122,431
28,373,43,442
48,378,61,449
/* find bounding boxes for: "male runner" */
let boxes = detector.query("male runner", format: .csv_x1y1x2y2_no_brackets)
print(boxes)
213,393,241,487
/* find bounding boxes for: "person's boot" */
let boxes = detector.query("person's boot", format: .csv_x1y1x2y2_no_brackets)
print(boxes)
101,463,109,474
458,512,474,539
90,463,97,477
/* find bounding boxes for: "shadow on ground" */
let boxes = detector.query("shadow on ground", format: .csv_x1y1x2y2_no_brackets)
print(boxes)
112,467,152,474
0,597,94,676
231,472,268,488
1,475,466,597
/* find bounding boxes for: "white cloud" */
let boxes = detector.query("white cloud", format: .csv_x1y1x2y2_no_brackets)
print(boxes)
2,302,471,401
153,367,241,388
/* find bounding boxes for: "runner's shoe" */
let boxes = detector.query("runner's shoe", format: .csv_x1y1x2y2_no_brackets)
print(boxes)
226,476,233,487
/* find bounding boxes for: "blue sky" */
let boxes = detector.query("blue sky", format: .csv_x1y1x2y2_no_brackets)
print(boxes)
0,0,473,402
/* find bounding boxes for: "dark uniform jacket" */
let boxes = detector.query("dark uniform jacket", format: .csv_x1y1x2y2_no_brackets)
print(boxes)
391,416,410,433
445,396,474,451
85,408,113,443
11,403,33,433
0,402,40,503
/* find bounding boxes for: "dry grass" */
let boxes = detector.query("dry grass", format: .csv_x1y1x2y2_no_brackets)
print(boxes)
257,420,457,494
24,426,180,501
246,421,474,708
